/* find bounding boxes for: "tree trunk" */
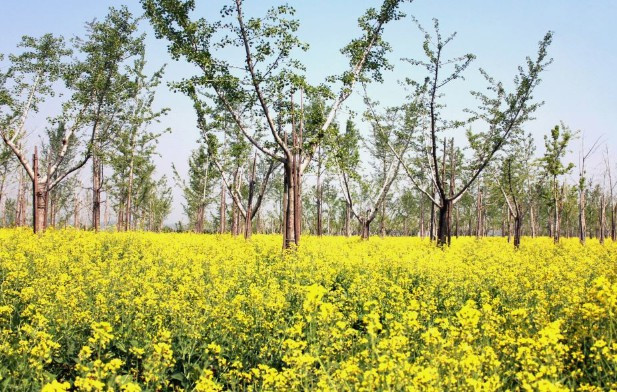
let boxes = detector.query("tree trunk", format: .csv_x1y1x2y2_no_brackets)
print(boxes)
476,185,483,238
220,180,226,234
506,208,512,243
600,193,606,244
49,194,56,228
283,162,296,248
419,194,425,238
316,146,323,236
436,200,452,247
361,211,371,240
429,186,436,241
554,189,560,244
74,188,80,229
513,213,522,249
530,204,537,238
579,187,586,245
32,149,47,234
92,157,102,231
344,201,351,237
245,154,257,239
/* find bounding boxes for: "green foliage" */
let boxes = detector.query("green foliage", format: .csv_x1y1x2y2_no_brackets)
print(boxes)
541,124,575,180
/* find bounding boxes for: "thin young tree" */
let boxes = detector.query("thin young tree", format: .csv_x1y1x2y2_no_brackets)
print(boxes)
337,106,410,239
497,133,536,248
71,6,145,231
541,124,575,244
577,133,602,244
390,20,553,246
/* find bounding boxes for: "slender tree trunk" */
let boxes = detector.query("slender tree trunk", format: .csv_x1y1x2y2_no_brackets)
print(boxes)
419,194,425,238
454,204,459,238
600,193,607,244
530,204,537,238
429,185,436,241
282,169,288,243
344,201,351,237
125,147,135,232
507,208,512,243
579,186,586,244
220,180,226,234
380,198,386,237
49,194,56,228
74,188,80,229
92,156,102,232
245,154,257,239
513,212,522,248
316,146,323,236
283,162,295,248
476,184,483,238
554,184,561,244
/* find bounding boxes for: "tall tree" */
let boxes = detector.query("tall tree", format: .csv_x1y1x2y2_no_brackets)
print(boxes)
173,137,217,233
143,0,412,248
106,54,169,231
71,6,144,231
541,124,575,244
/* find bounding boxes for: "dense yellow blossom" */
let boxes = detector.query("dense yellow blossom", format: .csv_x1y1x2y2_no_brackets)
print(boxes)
0,228,616,390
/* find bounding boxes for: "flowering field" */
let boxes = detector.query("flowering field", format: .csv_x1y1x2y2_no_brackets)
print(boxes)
0,230,616,391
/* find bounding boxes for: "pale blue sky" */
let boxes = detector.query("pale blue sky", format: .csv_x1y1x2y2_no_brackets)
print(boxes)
1,1,616,223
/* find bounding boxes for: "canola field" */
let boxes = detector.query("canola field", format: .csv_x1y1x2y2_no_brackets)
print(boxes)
0,229,616,391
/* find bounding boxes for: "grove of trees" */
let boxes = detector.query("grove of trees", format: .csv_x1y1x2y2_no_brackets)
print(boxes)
0,1,614,250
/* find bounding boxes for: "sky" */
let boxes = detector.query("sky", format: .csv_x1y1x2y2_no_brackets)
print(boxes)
1,0,616,225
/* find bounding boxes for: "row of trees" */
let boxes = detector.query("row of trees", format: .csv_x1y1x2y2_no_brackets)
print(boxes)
0,1,612,250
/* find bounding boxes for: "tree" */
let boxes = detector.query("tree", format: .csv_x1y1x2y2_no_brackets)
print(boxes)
143,0,412,248
577,133,601,244
337,106,409,240
541,124,575,244
173,137,217,233
106,53,169,231
390,20,553,246
71,6,144,231
497,133,536,248
0,34,93,233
